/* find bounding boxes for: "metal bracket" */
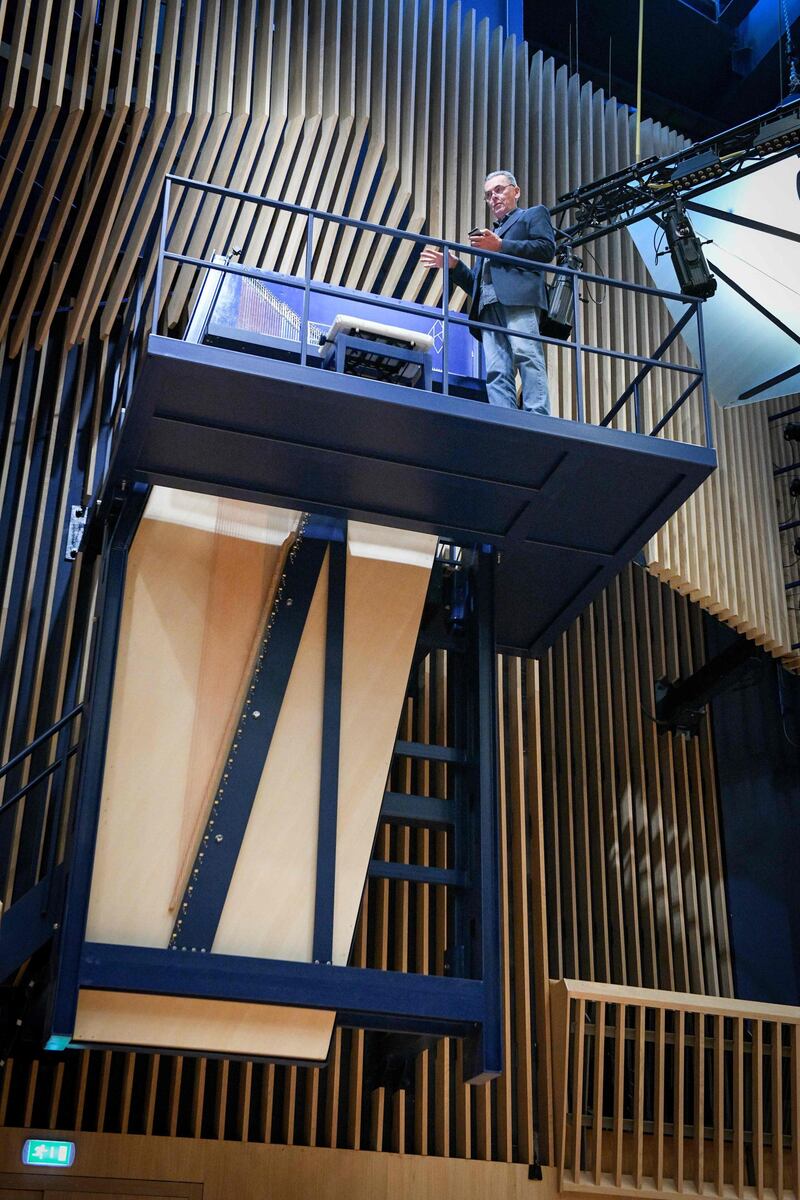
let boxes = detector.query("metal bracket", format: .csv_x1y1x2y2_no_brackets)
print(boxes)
65,506,89,561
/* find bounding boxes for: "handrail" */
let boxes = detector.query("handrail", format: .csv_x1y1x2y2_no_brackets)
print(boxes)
163,172,700,304
144,175,713,449
0,744,82,819
0,703,84,782
553,976,800,1024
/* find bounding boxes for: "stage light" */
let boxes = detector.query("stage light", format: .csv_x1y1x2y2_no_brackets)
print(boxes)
753,109,800,156
662,202,717,299
784,423,800,442
541,246,582,340
670,149,724,186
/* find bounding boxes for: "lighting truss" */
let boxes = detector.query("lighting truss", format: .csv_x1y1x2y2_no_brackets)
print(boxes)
551,97,800,249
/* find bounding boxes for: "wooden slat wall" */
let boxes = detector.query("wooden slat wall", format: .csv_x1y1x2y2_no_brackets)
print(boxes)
540,564,733,999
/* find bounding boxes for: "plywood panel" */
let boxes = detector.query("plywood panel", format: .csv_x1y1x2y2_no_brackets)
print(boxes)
332,526,437,961
86,494,298,949
73,990,334,1061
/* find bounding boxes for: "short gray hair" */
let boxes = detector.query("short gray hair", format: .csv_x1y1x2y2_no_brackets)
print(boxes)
484,170,517,187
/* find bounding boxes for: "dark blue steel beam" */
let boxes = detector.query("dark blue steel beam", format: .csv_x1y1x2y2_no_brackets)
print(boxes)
79,942,486,1029
312,526,346,965
172,535,328,952
0,867,64,981
47,483,150,1046
685,201,800,246
380,791,456,829
367,862,467,887
708,260,800,348
394,740,469,764
463,547,503,1084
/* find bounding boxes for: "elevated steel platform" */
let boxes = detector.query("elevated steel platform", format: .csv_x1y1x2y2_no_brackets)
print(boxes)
109,331,715,656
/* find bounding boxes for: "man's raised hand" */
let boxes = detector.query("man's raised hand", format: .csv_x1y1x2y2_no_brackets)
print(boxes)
420,246,458,270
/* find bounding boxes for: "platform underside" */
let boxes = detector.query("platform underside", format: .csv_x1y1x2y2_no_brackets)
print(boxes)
111,336,716,656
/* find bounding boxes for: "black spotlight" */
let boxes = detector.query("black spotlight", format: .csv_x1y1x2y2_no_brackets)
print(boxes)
662,201,717,300
541,244,582,339
784,422,800,442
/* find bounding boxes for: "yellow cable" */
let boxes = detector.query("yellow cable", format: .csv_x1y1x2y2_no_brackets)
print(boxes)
635,0,644,161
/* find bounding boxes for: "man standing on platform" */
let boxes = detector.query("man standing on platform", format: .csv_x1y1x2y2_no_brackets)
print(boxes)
421,170,556,415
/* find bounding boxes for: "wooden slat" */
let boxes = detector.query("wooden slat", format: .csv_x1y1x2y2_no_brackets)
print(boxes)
144,1054,160,1136
215,1059,229,1140
613,1003,625,1188
0,1062,12,1126
694,1015,705,1194
567,620,595,980
22,1060,38,1128
791,1026,800,1199
239,1061,253,1143
261,1063,276,1144
526,657,554,1164
494,656,513,1162
713,1014,725,1196
675,1009,685,1193
580,604,611,983
281,1065,297,1146
654,1007,666,1191
120,1053,136,1134
754,1021,765,1198
192,1058,207,1139
772,1023,784,1200
571,997,587,1183
73,1052,90,1131
549,981,571,1191
591,1000,606,1186
96,1051,112,1133
168,1056,183,1138
633,1005,645,1189
47,1061,65,1130
733,1016,745,1199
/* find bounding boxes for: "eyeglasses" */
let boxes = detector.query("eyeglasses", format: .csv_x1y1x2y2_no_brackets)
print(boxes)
484,183,514,200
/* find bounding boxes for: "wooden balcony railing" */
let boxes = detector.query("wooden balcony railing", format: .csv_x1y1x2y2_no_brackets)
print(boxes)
551,979,800,1199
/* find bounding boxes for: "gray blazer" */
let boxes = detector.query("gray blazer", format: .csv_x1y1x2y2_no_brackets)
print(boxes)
451,204,556,337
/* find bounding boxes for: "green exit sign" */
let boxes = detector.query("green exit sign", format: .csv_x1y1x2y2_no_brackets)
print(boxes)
22,1139,76,1167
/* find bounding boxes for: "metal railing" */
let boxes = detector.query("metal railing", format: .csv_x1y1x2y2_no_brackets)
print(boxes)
0,704,85,974
141,174,713,448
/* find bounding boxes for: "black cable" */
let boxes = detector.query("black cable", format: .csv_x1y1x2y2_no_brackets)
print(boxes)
579,245,608,306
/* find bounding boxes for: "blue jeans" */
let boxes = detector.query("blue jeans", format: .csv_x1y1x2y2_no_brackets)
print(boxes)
481,302,550,415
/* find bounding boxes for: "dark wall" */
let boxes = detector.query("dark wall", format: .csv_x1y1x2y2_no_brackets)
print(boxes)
708,617,800,1005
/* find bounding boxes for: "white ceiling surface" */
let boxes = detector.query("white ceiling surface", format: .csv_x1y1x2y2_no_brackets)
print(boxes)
627,157,800,408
